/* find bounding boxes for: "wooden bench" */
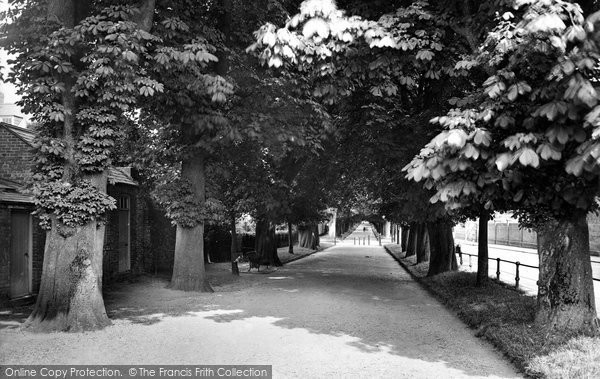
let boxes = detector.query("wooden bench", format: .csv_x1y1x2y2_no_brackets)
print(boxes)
237,250,271,272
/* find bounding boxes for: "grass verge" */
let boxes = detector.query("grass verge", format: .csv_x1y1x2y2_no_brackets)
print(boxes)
384,244,600,379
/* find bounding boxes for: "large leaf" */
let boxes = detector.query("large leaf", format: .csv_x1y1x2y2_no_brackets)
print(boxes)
518,148,540,167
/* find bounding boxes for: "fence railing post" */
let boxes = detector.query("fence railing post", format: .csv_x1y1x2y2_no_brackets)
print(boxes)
494,223,498,244
515,261,520,289
368,235,370,245
496,258,501,280
469,255,472,269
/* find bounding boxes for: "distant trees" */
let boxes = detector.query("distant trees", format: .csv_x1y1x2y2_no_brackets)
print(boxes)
250,0,599,333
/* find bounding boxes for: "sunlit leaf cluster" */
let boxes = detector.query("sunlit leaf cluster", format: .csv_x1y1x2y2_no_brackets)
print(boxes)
405,0,600,225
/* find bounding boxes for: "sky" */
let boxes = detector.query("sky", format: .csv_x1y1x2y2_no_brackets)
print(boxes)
0,0,20,104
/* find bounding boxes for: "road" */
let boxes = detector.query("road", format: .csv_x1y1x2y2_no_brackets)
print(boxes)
1,222,520,378
454,238,600,312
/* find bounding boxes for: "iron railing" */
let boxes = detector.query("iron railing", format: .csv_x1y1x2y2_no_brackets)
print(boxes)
457,250,600,290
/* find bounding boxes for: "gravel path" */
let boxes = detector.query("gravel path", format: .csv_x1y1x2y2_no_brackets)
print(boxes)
1,223,521,378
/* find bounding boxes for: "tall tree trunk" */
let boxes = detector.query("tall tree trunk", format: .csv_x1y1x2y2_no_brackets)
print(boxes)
26,173,110,332
536,213,598,333
255,217,282,266
26,0,107,332
416,223,430,263
405,222,418,257
288,220,294,254
170,155,212,291
476,212,490,287
230,213,239,275
26,0,158,331
427,221,458,277
298,224,318,249
401,226,409,252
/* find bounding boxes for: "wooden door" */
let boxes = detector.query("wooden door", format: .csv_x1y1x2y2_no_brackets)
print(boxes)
117,196,131,272
10,211,31,298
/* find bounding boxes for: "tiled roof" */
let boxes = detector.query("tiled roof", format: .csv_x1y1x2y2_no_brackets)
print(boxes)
0,123,137,186
0,177,33,204
0,121,35,145
0,166,138,205
108,167,138,186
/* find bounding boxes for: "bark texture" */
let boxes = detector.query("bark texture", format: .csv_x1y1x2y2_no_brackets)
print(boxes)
298,224,319,250
416,223,430,264
26,173,110,332
230,214,239,275
401,226,409,251
536,214,598,333
288,220,294,254
405,222,417,257
170,155,213,292
476,213,490,287
426,221,458,277
255,218,282,266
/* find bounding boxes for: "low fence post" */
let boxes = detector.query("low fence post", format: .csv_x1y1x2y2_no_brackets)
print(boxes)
469,254,472,269
368,235,370,245
353,237,356,245
457,245,463,265
515,261,520,289
379,236,381,246
496,258,501,280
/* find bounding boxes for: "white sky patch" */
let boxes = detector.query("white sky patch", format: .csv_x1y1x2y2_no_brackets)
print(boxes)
0,0,21,104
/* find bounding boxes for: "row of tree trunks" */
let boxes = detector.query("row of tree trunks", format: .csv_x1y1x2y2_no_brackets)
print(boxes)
399,214,597,332
400,223,430,263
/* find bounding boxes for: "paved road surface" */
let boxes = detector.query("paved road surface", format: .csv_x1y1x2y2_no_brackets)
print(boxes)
1,222,521,378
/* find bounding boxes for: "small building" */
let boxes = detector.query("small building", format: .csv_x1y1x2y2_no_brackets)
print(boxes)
0,92,26,128
0,122,145,300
